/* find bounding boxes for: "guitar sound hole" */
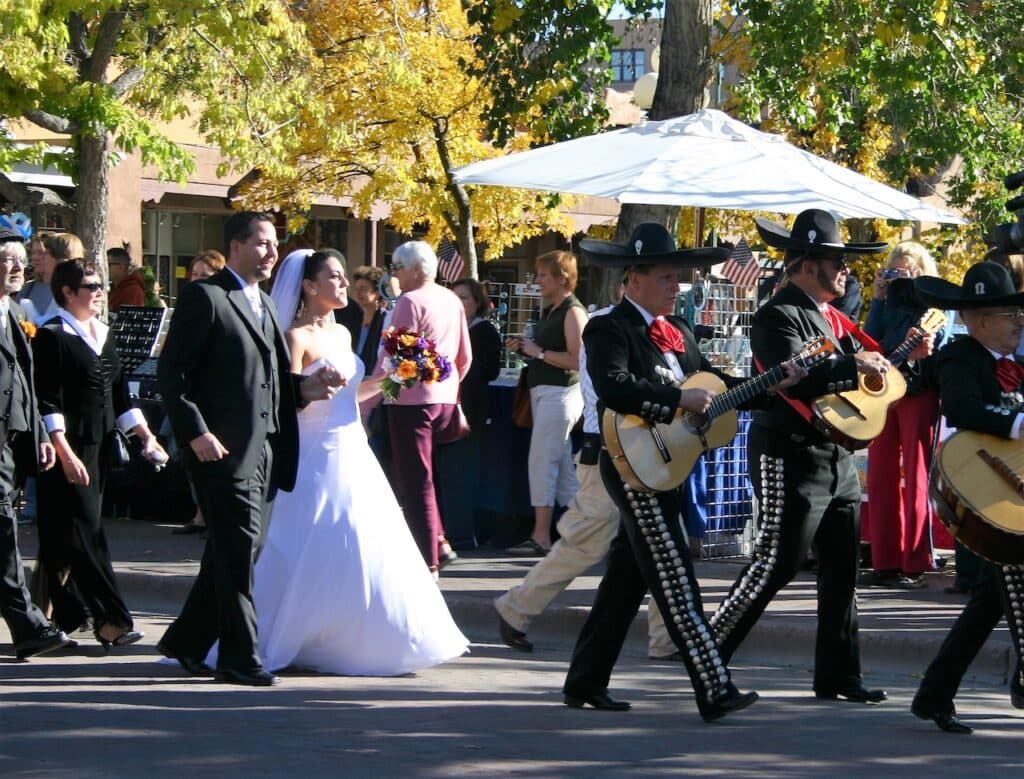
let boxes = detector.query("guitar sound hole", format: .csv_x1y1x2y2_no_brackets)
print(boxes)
863,375,884,393
684,412,709,434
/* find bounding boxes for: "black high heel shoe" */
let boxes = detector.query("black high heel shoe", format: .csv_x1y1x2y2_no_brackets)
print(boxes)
94,628,145,651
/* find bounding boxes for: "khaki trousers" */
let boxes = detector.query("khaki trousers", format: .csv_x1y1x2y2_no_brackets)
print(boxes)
496,457,674,656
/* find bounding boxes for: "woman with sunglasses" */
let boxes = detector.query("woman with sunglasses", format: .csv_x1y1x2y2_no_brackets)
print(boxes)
33,260,167,649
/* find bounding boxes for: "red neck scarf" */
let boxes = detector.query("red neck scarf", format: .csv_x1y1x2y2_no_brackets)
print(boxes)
648,317,685,354
995,356,1024,392
822,304,855,340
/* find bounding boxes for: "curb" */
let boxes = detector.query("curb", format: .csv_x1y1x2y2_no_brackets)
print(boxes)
26,562,1016,684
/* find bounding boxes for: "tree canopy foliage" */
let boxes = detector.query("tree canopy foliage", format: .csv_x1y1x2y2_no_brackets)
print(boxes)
722,0,1024,276
0,0,312,256
467,0,660,146
244,0,594,277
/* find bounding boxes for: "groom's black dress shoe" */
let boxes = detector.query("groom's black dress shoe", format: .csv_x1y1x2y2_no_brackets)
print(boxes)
815,684,887,704
156,641,213,676
1011,679,1023,709
215,667,279,687
911,703,973,734
498,613,533,653
701,685,759,723
564,689,632,711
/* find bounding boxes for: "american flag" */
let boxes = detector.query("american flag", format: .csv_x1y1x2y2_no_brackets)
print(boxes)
437,239,465,283
720,238,761,287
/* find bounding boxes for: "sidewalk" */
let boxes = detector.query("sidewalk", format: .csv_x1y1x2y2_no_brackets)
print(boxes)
16,517,1017,682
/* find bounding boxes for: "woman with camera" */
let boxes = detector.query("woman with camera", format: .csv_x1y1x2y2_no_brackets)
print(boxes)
860,241,942,589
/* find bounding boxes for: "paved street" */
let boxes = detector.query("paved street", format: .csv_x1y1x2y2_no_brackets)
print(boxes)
2,606,1022,778
3,519,1022,776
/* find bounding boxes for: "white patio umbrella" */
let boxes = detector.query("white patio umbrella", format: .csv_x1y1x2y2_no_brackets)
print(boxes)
453,109,967,224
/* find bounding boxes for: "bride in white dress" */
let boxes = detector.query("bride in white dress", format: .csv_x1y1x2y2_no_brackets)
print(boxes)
239,248,469,675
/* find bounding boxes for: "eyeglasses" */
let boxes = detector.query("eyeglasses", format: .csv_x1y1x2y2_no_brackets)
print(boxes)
78,282,104,293
984,309,1024,324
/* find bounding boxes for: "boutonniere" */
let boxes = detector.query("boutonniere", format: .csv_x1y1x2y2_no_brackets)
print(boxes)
17,316,36,339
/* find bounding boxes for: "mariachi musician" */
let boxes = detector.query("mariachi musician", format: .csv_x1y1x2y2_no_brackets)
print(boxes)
910,261,1024,734
709,209,933,704
560,223,804,722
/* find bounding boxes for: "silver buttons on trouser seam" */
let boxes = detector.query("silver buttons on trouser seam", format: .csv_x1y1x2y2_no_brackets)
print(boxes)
626,484,728,702
710,454,784,645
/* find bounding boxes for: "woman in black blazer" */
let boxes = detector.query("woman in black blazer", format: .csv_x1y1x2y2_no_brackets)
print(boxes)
34,260,166,649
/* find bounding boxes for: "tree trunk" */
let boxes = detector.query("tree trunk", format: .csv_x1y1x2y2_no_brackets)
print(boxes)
74,131,110,267
596,0,714,304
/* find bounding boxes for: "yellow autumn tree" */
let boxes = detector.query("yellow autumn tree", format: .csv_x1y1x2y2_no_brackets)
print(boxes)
242,0,575,278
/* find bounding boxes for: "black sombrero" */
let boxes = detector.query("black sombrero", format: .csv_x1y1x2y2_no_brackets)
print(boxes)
914,261,1024,311
579,222,729,269
755,209,887,258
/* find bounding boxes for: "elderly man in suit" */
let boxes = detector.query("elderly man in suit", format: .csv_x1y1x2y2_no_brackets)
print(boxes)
0,228,67,660
561,223,803,722
157,211,342,686
910,262,1024,734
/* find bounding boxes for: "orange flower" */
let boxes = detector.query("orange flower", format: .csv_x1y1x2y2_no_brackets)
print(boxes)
399,334,418,348
19,319,36,339
396,360,418,380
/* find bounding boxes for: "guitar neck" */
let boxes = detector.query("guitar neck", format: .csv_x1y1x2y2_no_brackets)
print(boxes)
887,331,922,369
708,364,787,420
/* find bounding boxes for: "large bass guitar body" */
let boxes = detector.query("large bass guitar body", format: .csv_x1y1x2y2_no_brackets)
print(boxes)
931,430,1024,564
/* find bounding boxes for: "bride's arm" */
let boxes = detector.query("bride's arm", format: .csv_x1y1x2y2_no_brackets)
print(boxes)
285,329,307,373
357,374,385,404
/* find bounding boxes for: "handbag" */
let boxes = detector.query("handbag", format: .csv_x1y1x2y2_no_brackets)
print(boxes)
108,429,132,468
511,366,532,429
439,403,472,444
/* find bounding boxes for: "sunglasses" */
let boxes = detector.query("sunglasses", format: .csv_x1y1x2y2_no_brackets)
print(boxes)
78,282,104,293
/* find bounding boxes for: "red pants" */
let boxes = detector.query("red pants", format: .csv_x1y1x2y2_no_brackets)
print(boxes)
387,403,458,569
866,391,939,575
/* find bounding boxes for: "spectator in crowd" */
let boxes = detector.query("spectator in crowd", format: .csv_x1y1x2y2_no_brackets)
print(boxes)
503,250,586,556
435,278,502,549
189,250,226,282
348,265,389,370
860,241,942,589
19,232,83,324
34,259,167,649
833,272,863,320
346,265,391,471
106,247,145,312
378,241,471,578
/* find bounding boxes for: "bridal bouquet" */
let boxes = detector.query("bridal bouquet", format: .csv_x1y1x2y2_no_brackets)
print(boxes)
380,327,453,401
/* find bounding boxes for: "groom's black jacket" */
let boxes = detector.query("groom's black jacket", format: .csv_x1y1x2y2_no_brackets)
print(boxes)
158,268,304,490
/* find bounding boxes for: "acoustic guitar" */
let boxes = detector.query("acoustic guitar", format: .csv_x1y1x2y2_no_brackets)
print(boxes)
932,430,1024,564
602,337,835,493
811,308,947,451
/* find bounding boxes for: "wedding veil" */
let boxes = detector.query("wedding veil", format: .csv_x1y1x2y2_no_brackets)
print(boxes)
270,249,314,327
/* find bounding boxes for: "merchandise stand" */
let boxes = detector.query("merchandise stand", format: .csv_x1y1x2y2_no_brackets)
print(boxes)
688,280,760,559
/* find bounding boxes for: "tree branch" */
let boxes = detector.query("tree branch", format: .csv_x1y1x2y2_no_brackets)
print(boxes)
25,109,77,134
67,13,90,62
109,67,146,98
85,11,128,82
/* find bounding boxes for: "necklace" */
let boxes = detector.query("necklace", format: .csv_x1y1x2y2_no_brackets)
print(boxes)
296,309,333,328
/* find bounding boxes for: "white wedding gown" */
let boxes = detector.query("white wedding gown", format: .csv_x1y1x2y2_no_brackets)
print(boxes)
209,345,469,675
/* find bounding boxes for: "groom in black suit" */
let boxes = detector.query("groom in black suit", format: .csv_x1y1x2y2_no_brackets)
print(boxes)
157,211,342,686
